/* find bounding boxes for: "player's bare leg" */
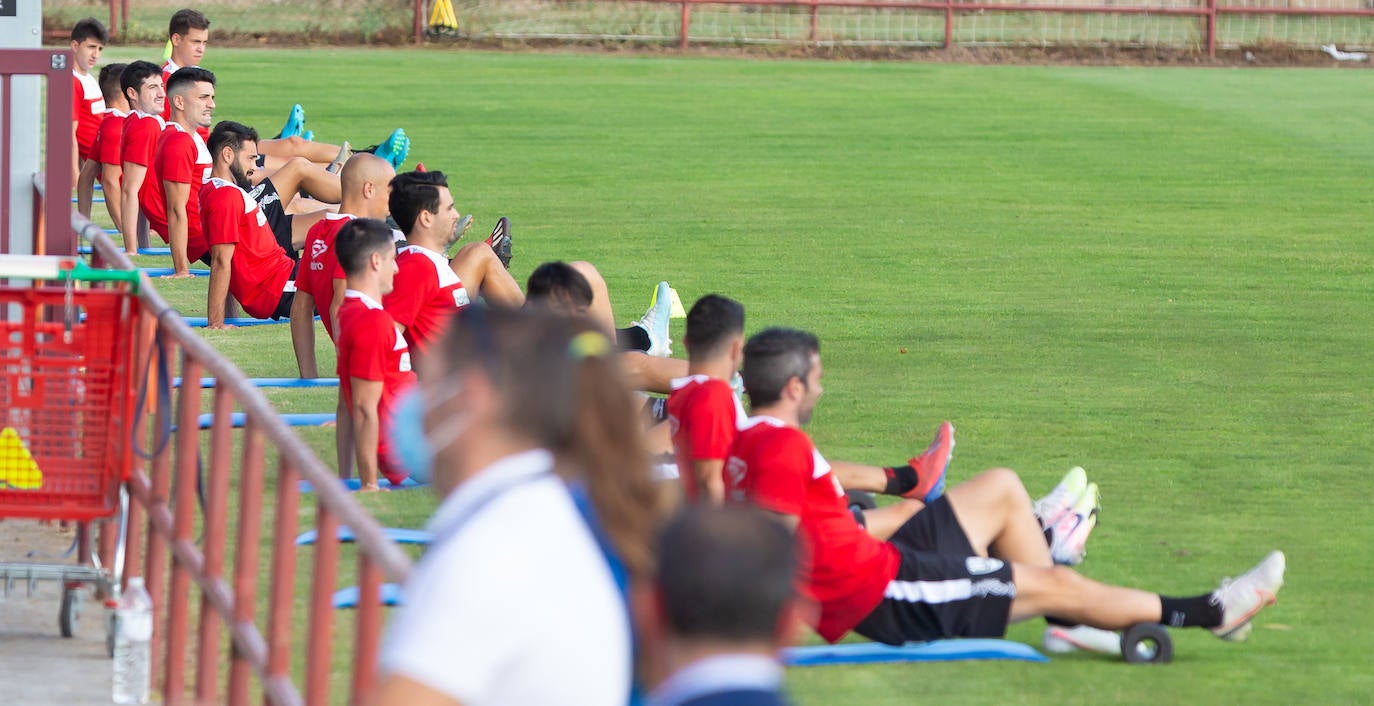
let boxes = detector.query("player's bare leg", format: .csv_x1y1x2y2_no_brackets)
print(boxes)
944,467,1055,566
450,242,525,307
261,156,342,204
569,260,617,338
620,352,688,394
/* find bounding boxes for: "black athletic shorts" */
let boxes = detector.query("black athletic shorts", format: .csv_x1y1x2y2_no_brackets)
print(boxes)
269,260,302,320
249,178,298,261
853,495,1016,645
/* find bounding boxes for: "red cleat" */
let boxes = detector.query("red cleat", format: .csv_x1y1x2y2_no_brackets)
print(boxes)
902,421,953,504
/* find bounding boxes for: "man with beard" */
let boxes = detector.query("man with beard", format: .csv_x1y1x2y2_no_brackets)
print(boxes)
201,120,303,340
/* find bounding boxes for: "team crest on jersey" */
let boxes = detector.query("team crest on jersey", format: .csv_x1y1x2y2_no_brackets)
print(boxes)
453,288,470,307
311,239,328,260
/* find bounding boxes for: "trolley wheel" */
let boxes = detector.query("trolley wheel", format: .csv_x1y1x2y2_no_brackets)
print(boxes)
846,489,878,512
1121,623,1173,664
59,587,83,638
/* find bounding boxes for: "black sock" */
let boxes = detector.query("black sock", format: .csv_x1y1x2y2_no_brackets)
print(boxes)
883,465,917,496
616,325,650,353
1045,615,1076,627
1159,594,1222,628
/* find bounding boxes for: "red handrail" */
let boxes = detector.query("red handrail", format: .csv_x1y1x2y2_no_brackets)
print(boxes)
70,215,413,706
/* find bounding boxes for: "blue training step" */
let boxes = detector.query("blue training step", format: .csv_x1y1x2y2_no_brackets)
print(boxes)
78,245,171,256
782,639,1048,666
332,583,405,609
298,476,428,493
294,526,433,546
195,412,335,430
174,376,340,389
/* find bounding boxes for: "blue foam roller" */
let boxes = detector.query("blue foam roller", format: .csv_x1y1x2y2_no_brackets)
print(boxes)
183,316,285,327
140,267,210,277
175,376,340,389
195,412,335,429
298,476,427,493
332,583,405,609
782,639,1048,666
71,197,107,204
295,526,433,546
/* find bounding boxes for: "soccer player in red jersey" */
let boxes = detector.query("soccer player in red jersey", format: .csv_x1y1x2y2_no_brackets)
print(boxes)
383,170,524,362
159,9,208,138
335,219,417,491
201,121,301,332
667,294,748,504
153,67,216,277
725,327,1286,649
669,295,950,506
93,62,129,239
118,61,167,249
293,154,395,371
69,18,107,219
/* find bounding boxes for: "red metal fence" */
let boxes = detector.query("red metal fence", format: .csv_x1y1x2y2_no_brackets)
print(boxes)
2,50,74,257
78,217,413,706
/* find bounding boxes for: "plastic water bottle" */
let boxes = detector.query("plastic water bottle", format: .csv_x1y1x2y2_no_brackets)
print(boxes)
112,577,153,705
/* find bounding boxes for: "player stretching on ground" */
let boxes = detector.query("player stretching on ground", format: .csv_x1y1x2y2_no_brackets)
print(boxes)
151,67,216,276
725,327,1286,649
335,219,416,491
117,60,166,250
92,62,129,238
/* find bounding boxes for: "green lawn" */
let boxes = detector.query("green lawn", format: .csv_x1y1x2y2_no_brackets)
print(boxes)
90,46,1374,705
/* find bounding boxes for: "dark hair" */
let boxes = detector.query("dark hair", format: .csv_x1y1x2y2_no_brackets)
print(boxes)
435,307,663,578
526,262,594,312
168,8,210,38
741,327,819,407
388,170,448,235
119,60,162,105
657,505,796,641
97,63,127,104
71,17,108,44
684,294,744,359
208,121,259,159
335,218,396,276
166,66,215,101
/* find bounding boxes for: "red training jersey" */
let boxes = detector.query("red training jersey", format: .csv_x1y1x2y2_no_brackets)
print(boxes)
667,375,746,504
337,292,416,485
72,71,105,159
95,110,128,167
147,123,211,261
383,244,470,360
725,416,899,643
124,112,169,231
300,213,356,341
201,177,295,320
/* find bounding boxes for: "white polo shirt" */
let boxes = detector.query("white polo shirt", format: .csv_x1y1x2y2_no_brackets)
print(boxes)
380,448,632,706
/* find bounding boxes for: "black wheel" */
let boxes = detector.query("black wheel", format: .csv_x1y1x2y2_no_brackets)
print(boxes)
59,587,82,638
1121,623,1173,664
846,489,877,512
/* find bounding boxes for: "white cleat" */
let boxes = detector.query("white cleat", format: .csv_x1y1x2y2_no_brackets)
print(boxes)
1047,481,1099,566
1034,466,1088,530
1043,624,1122,656
636,281,673,358
1211,550,1285,641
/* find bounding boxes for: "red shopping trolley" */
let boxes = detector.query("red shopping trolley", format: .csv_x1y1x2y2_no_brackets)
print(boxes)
0,255,141,641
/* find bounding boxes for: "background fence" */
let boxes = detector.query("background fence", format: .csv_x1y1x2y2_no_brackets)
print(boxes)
43,0,1374,54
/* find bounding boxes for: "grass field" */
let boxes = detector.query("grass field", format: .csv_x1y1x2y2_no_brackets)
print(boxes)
89,45,1374,705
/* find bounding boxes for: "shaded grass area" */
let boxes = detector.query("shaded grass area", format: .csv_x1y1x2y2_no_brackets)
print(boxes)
85,47,1374,704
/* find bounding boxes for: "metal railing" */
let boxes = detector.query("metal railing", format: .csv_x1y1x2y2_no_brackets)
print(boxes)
77,217,413,706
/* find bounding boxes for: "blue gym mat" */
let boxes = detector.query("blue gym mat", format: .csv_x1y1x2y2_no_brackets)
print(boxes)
782,640,1048,666
174,376,340,389
140,267,210,277
332,583,405,609
182,315,321,328
295,526,433,546
298,476,428,493
194,412,335,430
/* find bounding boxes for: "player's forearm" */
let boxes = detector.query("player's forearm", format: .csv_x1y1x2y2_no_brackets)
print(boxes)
207,263,231,326
120,169,144,241
351,406,381,486
290,295,318,378
167,206,191,273
693,460,726,504
335,397,354,479
100,166,123,230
